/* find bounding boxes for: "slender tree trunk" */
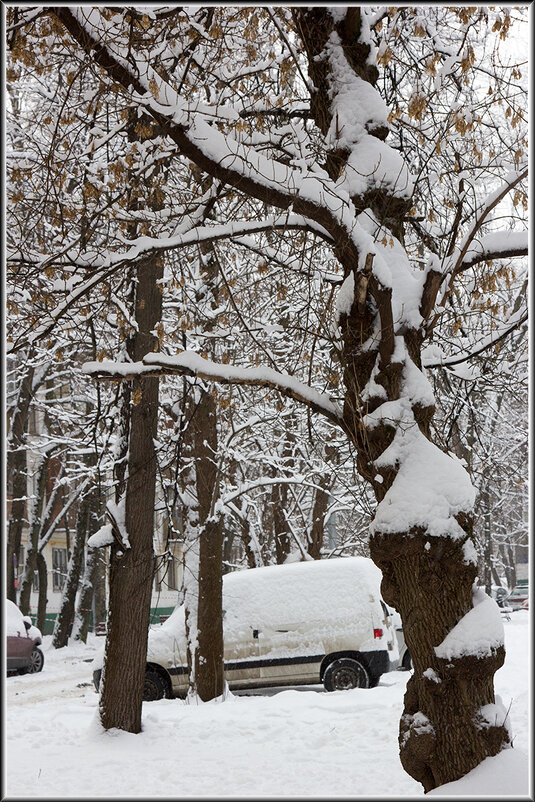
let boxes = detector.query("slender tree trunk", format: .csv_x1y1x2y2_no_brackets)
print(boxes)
7,363,35,601
36,551,48,632
52,481,94,648
308,474,331,560
72,487,105,643
181,232,225,701
184,385,224,701
239,515,263,569
272,483,291,563
222,530,234,573
72,546,98,642
19,450,49,614
93,553,108,630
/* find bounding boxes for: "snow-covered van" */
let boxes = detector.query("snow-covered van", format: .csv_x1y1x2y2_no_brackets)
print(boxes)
93,557,398,700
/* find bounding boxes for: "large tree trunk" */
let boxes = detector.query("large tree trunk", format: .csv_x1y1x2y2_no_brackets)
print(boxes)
293,8,510,791
99,251,163,732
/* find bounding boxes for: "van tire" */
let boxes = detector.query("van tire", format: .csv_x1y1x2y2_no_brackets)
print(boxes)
143,666,169,701
323,657,370,691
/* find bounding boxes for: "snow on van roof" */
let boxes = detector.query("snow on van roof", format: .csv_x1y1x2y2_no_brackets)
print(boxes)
223,557,384,632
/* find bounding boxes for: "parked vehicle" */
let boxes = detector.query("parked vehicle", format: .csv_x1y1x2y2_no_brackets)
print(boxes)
93,557,398,700
386,608,412,671
508,581,529,611
6,599,44,675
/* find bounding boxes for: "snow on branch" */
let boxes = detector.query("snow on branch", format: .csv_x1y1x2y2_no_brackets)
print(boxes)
83,351,343,425
422,306,528,370
51,7,361,270
6,214,329,355
447,168,528,278
455,230,528,271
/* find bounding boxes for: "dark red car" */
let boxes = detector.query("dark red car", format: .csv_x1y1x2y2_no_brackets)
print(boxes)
6,599,44,675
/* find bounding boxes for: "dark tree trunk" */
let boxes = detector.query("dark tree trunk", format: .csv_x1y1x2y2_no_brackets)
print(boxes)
272,484,291,563
269,423,296,564
184,385,225,701
99,252,163,733
222,530,235,574
36,551,48,632
308,474,331,560
181,231,225,701
195,518,224,700
93,552,108,631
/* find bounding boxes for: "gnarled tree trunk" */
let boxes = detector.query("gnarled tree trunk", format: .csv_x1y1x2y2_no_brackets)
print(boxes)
293,8,510,791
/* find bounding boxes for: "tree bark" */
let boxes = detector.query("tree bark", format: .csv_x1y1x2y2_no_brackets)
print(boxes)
71,545,97,643
308,473,332,560
7,362,35,601
19,450,49,615
99,251,163,732
52,480,95,648
72,488,105,643
293,8,510,791
183,384,224,701
36,551,48,632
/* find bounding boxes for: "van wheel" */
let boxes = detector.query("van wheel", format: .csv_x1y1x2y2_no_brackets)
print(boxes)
323,658,370,691
143,667,168,701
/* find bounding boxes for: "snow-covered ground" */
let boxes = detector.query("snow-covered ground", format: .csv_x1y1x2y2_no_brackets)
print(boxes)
5,611,530,798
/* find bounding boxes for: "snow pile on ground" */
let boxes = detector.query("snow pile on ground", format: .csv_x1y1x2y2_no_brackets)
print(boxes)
427,747,529,796
5,611,530,798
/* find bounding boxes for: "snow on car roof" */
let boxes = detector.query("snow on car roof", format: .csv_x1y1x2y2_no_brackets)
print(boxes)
6,599,27,638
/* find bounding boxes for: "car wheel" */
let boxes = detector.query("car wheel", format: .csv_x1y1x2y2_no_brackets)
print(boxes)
323,657,370,691
402,650,412,671
27,646,44,674
143,667,168,701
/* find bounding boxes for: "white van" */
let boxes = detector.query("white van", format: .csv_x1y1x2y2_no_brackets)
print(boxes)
93,557,398,699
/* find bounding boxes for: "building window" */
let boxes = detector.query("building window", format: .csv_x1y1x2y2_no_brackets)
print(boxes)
14,547,24,590
167,555,177,591
52,548,67,591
